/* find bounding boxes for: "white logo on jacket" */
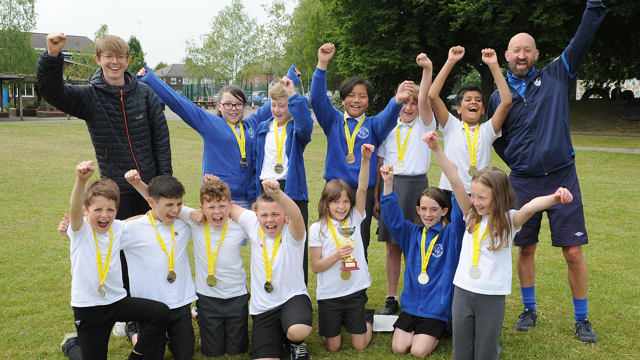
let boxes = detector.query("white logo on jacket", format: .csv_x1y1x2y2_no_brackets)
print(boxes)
534,77,541,87
432,244,444,258
357,127,370,139
247,128,255,138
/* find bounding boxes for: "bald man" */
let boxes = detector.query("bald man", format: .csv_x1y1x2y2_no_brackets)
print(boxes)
487,0,607,344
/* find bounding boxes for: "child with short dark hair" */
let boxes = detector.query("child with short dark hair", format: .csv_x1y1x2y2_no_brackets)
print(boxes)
61,161,170,360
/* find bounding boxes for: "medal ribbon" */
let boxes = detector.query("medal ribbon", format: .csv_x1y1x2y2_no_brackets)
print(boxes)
343,113,366,159
463,122,480,169
395,121,416,165
274,118,292,167
93,227,114,287
205,219,228,277
148,212,176,273
471,223,490,267
421,222,445,275
227,121,246,160
327,217,348,251
260,228,282,284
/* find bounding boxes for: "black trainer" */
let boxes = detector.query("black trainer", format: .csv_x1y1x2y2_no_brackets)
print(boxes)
288,340,309,360
575,317,598,343
514,307,537,331
379,296,399,315
60,332,79,357
125,321,138,342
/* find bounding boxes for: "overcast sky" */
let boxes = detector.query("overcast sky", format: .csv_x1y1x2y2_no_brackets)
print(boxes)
34,0,293,68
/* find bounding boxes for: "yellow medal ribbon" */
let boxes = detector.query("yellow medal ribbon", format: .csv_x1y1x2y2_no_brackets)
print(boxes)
395,120,416,164
343,113,366,159
471,223,490,267
274,118,292,167
148,212,176,274
421,221,445,276
205,219,228,279
93,227,114,288
227,121,246,161
260,227,282,285
463,122,480,170
327,218,348,251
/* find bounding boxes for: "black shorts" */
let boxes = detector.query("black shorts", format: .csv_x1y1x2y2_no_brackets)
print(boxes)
250,295,312,359
197,292,249,357
510,164,588,247
317,288,368,337
394,311,446,338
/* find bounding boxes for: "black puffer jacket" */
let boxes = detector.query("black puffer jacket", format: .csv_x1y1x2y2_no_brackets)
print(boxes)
37,51,172,194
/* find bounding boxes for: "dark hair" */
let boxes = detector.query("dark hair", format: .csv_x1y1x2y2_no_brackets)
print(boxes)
216,85,246,117
148,175,185,201
339,76,374,101
415,187,452,224
455,85,483,106
84,178,120,209
316,179,355,223
256,192,275,204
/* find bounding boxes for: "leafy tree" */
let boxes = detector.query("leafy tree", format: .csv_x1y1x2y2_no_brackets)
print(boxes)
127,35,146,72
0,0,38,75
257,0,291,83
153,61,168,71
94,24,108,40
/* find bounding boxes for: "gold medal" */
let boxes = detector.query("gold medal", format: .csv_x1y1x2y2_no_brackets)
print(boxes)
167,270,177,283
469,265,481,279
206,275,217,287
98,285,106,297
264,281,274,293
341,271,352,280
274,164,284,174
345,154,356,164
418,273,429,285
394,161,405,172
240,158,248,168
468,165,478,176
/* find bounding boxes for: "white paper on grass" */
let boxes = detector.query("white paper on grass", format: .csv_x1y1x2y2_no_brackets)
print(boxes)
373,314,398,332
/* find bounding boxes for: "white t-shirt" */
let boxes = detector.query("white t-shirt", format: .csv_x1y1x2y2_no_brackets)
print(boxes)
180,207,248,299
68,219,127,307
453,210,520,295
439,113,501,192
260,120,289,181
237,210,308,315
121,214,197,309
378,116,436,176
309,210,371,300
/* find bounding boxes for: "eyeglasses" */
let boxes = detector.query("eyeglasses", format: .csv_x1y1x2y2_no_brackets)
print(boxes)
99,54,128,61
221,102,246,110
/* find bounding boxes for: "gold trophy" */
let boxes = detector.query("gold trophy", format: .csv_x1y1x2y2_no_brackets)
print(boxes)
338,225,360,280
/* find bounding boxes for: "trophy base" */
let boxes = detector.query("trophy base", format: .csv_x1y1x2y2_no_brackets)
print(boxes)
341,261,360,272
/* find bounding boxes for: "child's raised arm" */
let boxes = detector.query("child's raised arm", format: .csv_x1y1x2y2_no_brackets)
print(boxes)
124,170,149,199
416,53,434,127
70,161,94,232
428,46,465,128
356,144,374,217
481,48,512,134
262,179,305,242
380,163,394,196
423,131,472,213
316,43,335,71
513,188,573,229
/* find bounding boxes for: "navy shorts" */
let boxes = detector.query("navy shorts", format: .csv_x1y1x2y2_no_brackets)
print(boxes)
317,288,368,337
509,164,588,247
394,311,446,338
196,292,249,357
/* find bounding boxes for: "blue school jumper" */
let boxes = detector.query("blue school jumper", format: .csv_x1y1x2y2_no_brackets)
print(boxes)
380,192,465,323
488,1,607,177
310,68,402,188
138,65,298,201
251,93,314,202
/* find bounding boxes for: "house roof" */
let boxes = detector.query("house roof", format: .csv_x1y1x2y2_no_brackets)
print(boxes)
154,64,185,78
30,32,93,53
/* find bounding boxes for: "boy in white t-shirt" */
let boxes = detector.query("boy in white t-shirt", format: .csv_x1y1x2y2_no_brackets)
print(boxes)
428,46,512,192
179,178,251,357
122,173,196,359
61,161,170,360
232,179,312,360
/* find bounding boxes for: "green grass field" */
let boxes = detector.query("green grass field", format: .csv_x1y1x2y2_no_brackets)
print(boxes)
0,111,639,359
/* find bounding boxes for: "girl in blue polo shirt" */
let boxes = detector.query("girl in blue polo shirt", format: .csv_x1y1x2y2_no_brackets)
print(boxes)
380,163,465,358
137,65,299,208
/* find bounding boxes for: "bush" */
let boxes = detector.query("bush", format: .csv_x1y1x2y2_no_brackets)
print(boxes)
24,100,39,109
3,102,15,113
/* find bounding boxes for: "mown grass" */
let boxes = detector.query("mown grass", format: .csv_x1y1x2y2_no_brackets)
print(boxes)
0,115,638,359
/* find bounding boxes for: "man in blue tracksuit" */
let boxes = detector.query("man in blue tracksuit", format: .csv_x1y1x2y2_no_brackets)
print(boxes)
487,0,607,344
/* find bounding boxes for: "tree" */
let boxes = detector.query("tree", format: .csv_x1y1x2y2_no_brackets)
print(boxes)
153,61,168,71
258,0,291,83
127,35,146,72
184,0,260,86
94,24,108,40
0,0,38,75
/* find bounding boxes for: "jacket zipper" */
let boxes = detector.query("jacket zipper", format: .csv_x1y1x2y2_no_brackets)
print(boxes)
121,87,141,176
